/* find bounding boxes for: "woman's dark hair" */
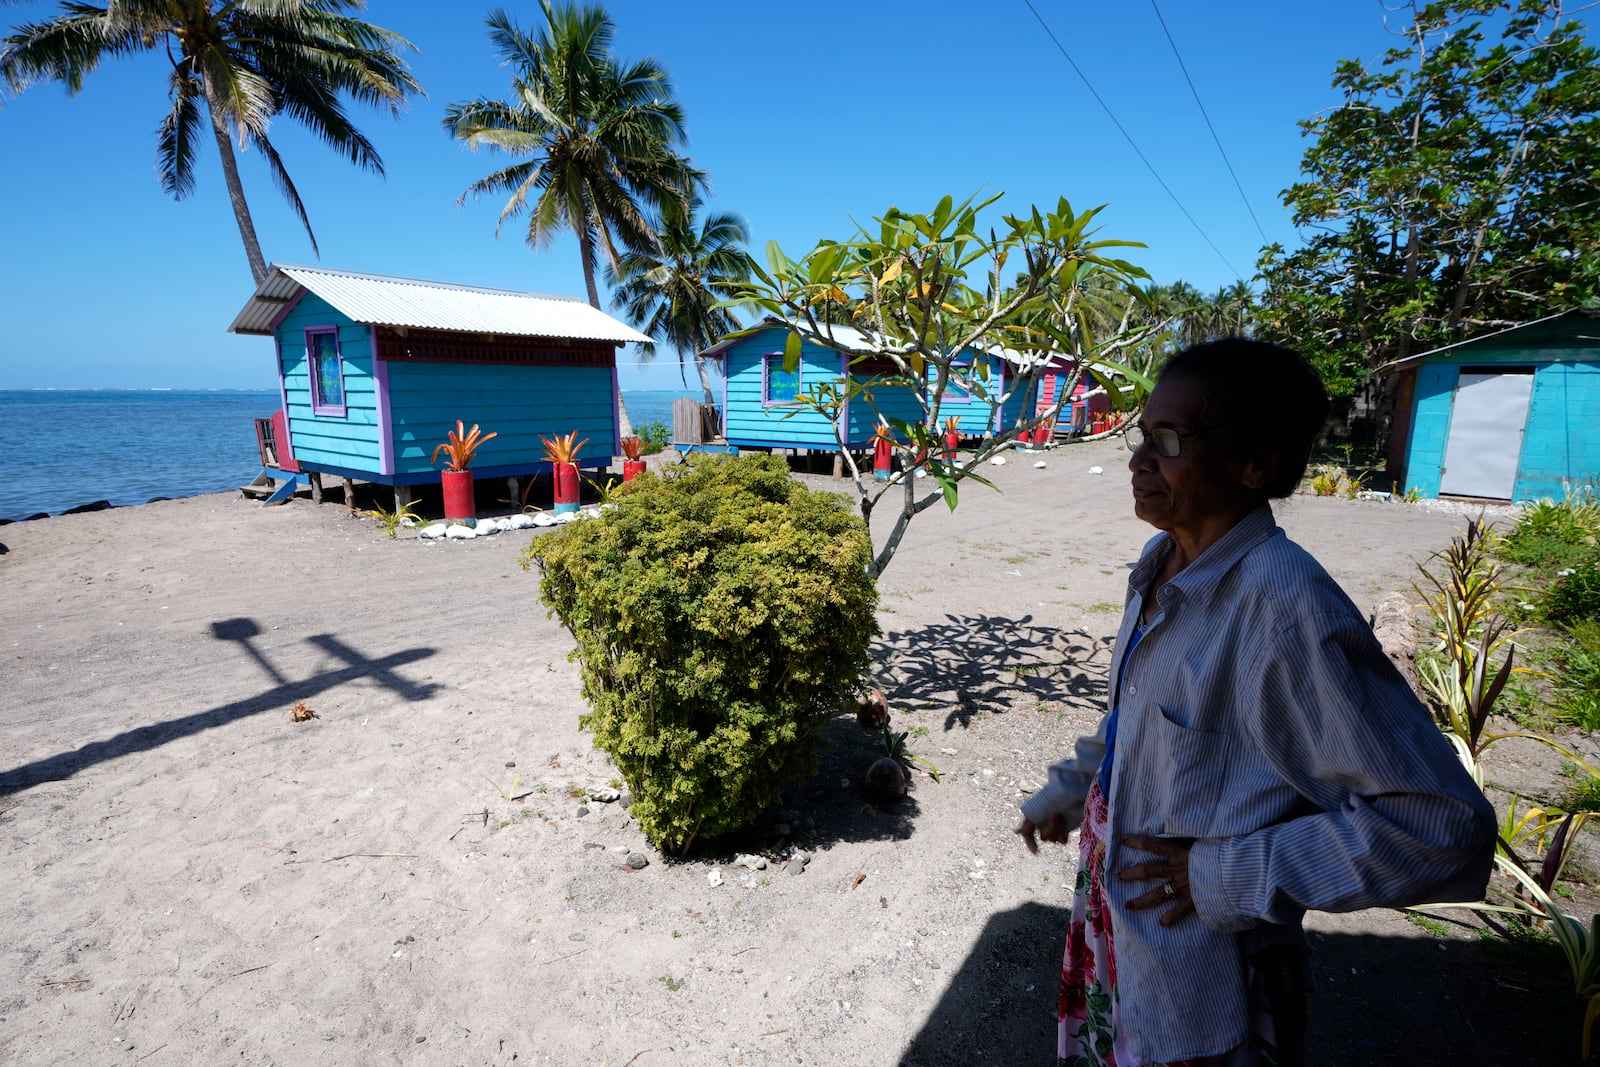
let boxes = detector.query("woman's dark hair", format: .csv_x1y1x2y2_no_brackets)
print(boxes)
1157,337,1330,499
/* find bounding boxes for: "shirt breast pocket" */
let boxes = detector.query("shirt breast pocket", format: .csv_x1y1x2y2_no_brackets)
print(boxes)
1139,703,1231,838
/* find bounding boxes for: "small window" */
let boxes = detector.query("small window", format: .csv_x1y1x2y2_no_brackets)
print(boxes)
763,352,801,405
942,368,974,404
307,328,346,416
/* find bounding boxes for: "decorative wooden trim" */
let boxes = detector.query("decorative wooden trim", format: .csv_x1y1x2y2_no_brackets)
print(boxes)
371,325,395,476
374,327,617,367
849,355,904,378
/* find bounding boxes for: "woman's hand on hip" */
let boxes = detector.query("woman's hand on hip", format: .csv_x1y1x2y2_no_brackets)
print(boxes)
1118,834,1195,927
1015,813,1072,854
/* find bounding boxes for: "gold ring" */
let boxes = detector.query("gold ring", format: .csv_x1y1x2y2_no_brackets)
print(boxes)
1163,880,1176,899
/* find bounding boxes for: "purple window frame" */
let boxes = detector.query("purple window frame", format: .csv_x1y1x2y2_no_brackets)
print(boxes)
306,326,347,417
762,352,802,407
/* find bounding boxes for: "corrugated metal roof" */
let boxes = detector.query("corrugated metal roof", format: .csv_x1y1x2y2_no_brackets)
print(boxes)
1375,307,1600,374
228,263,651,344
698,316,1117,374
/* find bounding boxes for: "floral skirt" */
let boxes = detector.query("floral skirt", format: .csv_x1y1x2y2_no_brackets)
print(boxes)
1058,780,1304,1067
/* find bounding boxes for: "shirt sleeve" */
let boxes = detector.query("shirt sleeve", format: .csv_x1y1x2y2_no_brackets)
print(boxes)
1020,712,1108,832
1185,609,1496,933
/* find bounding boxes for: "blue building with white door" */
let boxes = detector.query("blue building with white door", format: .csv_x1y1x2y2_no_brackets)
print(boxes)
1380,308,1600,500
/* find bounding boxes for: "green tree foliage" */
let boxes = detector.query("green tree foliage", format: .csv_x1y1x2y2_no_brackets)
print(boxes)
521,455,878,855
1149,280,1255,350
605,195,755,403
1,0,421,286
443,1,697,311
732,192,1161,576
1256,0,1600,397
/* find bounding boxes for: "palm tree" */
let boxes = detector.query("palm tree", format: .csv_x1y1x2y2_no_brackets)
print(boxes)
606,197,753,403
443,2,696,311
1209,280,1256,337
1,1,421,286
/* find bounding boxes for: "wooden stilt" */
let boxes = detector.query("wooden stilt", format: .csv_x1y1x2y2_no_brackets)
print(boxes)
506,477,521,508
833,453,845,479
343,477,357,515
309,472,323,504
394,485,414,513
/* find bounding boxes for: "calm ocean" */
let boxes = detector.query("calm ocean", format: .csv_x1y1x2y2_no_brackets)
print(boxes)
0,389,697,522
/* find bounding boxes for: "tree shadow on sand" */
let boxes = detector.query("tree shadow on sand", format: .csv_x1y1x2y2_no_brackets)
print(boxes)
897,904,1574,1065
711,615,1114,863
0,617,439,795
872,613,1115,731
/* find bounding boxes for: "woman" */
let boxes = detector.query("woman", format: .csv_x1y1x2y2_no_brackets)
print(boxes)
1016,339,1495,1066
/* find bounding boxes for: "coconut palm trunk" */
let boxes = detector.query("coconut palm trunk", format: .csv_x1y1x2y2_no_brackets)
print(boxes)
203,82,269,286
576,221,634,437
695,355,717,406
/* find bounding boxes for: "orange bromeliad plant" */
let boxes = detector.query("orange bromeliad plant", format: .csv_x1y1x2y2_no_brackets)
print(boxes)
432,421,497,471
619,435,643,461
540,431,589,465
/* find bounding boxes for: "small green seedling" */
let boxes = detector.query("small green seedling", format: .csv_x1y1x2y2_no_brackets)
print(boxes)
363,501,423,538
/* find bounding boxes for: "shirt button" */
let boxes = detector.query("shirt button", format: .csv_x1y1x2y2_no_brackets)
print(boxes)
1127,683,1137,696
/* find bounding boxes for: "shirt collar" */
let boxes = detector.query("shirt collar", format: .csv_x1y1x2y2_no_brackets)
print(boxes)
1129,503,1280,610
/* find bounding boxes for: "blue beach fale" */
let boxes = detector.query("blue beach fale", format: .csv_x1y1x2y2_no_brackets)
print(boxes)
229,264,651,508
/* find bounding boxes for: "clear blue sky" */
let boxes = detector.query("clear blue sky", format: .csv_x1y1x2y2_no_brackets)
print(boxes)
0,1,1475,390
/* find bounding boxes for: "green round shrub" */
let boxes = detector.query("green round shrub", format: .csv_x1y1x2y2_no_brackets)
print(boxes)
521,454,878,854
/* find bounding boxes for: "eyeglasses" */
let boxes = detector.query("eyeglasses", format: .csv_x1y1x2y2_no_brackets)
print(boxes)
1126,423,1216,458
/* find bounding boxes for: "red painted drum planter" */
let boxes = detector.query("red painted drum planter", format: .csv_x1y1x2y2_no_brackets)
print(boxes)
872,436,893,482
553,461,581,515
441,469,476,521
943,430,960,462
622,460,647,482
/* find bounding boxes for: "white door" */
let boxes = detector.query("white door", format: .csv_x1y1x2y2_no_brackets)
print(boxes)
1438,370,1533,498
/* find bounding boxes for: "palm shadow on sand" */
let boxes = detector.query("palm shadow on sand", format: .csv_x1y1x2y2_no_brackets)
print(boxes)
0,617,438,795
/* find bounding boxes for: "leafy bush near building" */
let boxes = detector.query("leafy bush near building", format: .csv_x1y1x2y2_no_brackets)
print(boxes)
635,420,670,456
521,454,878,854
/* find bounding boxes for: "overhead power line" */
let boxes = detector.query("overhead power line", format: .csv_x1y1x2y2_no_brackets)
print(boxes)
1019,0,1246,282
1149,0,1271,247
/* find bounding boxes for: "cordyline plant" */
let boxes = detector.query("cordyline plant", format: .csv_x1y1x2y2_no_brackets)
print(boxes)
1412,518,1600,1056
1424,823,1600,1059
432,420,497,471
1413,517,1595,780
723,191,1170,577
619,435,644,461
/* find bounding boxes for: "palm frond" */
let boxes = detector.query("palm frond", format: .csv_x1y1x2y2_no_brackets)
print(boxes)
156,70,203,199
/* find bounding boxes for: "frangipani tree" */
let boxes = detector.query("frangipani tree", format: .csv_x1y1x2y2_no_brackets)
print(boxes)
729,192,1165,577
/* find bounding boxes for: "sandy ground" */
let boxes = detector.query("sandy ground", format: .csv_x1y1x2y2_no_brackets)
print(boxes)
0,437,1586,1066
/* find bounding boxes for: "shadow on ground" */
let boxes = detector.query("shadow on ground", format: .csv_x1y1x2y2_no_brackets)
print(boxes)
709,615,1113,860
0,618,438,795
872,613,1115,731
897,903,1577,1065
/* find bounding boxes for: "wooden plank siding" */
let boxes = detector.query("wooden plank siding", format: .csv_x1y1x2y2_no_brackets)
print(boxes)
1400,316,1600,500
722,327,1016,450
844,374,925,444
276,296,382,472
723,332,846,449
385,361,618,474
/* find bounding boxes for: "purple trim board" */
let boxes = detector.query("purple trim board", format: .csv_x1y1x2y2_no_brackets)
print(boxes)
371,324,395,476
